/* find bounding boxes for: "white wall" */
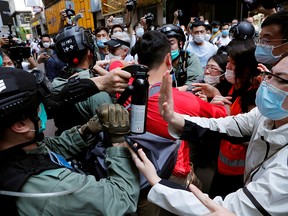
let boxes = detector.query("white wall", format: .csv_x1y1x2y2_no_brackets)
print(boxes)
8,0,31,13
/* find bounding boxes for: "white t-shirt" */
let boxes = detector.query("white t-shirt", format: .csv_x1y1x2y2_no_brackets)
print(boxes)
212,35,231,48
186,41,217,68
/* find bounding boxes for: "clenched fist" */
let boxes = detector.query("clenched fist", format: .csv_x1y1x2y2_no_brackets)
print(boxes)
96,103,130,143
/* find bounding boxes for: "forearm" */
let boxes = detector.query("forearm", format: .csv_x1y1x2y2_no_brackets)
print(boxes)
37,56,43,64
105,146,140,212
168,112,186,134
44,126,90,158
27,57,37,69
148,182,210,216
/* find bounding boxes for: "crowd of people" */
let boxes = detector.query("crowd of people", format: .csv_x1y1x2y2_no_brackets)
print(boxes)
0,2,288,216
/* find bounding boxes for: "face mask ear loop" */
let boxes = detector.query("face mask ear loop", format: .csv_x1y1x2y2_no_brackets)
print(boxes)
31,112,44,142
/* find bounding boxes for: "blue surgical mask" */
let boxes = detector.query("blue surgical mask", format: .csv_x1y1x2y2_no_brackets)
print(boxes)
256,81,288,120
97,38,108,48
38,103,47,133
255,44,284,65
136,27,144,38
171,49,180,61
222,30,229,37
212,28,219,33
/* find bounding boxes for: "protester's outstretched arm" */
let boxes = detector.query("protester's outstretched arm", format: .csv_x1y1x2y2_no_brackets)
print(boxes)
158,71,185,132
188,184,236,216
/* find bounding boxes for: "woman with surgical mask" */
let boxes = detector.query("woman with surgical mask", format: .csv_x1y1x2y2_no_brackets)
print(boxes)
191,53,231,102
213,39,261,199
191,39,260,199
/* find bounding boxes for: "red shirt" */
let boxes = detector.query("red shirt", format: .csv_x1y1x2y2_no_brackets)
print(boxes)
147,83,227,139
118,82,227,176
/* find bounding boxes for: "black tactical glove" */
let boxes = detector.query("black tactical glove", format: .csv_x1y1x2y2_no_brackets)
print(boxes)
96,103,130,143
80,114,103,135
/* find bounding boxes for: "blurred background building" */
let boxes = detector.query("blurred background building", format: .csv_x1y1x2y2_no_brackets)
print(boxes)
0,0,252,38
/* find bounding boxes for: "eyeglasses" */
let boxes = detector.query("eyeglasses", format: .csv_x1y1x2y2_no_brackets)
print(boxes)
203,66,223,74
260,71,288,84
254,38,288,47
108,46,122,54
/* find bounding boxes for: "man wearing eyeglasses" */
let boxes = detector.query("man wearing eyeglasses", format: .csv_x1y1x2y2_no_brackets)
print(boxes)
104,31,134,64
255,11,288,66
155,55,288,215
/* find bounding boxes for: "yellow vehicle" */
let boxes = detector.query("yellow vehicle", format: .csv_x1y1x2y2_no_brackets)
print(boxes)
45,0,94,35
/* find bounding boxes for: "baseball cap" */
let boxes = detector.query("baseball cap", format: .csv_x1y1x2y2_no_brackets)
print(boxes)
104,38,130,48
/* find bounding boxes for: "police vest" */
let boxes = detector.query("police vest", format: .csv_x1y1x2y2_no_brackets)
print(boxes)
0,149,61,216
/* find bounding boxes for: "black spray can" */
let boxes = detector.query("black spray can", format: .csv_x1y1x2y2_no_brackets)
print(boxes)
130,71,149,134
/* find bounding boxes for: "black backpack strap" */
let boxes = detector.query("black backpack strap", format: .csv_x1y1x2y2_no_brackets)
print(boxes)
243,187,271,216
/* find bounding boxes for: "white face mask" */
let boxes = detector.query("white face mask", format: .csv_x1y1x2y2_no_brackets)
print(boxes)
204,74,223,86
136,27,144,38
193,34,206,43
43,42,51,48
225,69,236,84
205,34,211,41
106,53,122,60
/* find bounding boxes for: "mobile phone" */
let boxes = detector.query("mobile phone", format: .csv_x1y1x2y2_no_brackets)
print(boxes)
112,17,124,25
125,135,141,159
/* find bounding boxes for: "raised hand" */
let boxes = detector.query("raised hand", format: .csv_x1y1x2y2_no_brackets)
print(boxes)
158,71,185,131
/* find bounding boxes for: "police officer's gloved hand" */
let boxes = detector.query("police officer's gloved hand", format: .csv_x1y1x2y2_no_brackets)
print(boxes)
80,114,103,135
96,103,130,143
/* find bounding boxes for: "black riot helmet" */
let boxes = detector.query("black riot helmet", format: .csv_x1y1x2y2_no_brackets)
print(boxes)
159,24,186,46
230,21,255,40
0,67,42,129
55,25,96,66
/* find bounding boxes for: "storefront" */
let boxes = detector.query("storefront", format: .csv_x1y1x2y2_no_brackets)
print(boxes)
30,12,45,38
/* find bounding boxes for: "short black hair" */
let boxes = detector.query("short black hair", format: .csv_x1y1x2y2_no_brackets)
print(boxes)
261,11,288,40
189,21,206,30
94,26,110,35
111,24,124,34
135,31,171,70
41,34,50,39
208,53,227,73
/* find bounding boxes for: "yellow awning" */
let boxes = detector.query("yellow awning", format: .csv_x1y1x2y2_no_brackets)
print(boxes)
101,0,161,16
